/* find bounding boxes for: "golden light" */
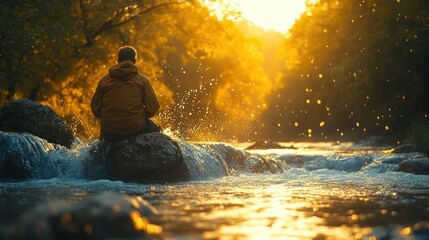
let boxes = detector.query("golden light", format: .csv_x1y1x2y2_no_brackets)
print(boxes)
232,0,309,32
205,0,310,33
129,211,163,234
400,227,412,236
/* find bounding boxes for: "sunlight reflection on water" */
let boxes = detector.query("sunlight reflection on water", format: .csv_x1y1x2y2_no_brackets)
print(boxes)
200,184,324,239
1,172,428,239
142,173,429,239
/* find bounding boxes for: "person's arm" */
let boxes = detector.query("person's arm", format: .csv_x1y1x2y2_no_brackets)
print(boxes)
143,78,160,118
91,81,103,118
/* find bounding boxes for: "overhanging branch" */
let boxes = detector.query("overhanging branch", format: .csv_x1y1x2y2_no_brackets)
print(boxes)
85,0,189,47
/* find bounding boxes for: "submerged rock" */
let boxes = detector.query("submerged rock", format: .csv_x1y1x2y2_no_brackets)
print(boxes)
0,99,74,147
0,193,162,240
397,159,429,175
86,132,191,183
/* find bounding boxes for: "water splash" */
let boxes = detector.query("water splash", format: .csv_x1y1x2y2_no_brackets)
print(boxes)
1,131,428,183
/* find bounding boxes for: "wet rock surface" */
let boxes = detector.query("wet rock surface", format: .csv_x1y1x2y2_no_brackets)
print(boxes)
201,143,288,175
246,141,289,150
391,144,418,153
0,99,74,148
397,159,429,175
86,132,191,183
0,193,162,239
390,144,429,154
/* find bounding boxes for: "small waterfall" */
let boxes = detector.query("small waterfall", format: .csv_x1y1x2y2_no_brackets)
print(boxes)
178,141,288,180
0,131,88,180
177,141,229,179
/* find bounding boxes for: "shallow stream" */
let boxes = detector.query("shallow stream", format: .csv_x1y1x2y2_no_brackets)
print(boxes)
1,141,429,239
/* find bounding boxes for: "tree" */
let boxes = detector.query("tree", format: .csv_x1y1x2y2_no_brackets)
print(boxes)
263,0,429,141
0,1,42,101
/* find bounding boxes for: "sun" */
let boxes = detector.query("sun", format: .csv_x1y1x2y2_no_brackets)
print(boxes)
231,0,308,33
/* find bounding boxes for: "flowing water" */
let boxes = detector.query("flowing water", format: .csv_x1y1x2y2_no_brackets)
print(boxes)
1,137,429,239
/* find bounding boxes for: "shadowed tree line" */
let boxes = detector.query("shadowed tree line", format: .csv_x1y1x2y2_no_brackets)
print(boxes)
1,0,428,143
259,0,429,143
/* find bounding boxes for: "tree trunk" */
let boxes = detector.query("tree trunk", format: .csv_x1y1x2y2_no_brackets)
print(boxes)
5,59,16,100
29,84,40,101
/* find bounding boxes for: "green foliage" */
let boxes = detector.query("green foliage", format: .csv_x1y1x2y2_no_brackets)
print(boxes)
407,119,429,148
0,1,42,100
262,0,429,141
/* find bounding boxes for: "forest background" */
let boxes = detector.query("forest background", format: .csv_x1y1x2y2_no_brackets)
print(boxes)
1,0,428,145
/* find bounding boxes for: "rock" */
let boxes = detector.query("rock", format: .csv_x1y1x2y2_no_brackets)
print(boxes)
250,155,288,174
86,132,191,183
246,140,291,150
0,99,74,147
277,155,306,168
390,144,417,153
397,159,429,175
202,143,288,175
176,142,229,179
0,193,163,239
390,144,429,155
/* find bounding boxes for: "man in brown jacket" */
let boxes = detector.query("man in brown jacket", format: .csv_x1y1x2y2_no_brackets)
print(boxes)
91,46,161,141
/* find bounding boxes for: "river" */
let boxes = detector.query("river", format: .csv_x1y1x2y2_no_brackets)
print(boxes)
1,140,429,239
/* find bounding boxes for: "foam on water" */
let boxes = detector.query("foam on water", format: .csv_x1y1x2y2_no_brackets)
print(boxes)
176,140,228,179
2,132,428,182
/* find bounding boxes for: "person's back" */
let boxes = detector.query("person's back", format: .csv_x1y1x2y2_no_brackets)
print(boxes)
91,46,160,141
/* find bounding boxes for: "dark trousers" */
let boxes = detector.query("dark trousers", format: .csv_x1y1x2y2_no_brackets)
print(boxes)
101,119,162,142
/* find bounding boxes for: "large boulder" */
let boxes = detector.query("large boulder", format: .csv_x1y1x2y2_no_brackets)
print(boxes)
0,99,74,147
397,159,429,175
86,133,191,183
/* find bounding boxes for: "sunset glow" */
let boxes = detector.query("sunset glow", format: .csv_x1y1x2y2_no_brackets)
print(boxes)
232,0,308,32
2,1,429,239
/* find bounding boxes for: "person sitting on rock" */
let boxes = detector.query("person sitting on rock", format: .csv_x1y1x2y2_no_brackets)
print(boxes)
91,46,161,141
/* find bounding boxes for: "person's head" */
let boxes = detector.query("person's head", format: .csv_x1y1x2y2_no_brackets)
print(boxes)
117,46,137,64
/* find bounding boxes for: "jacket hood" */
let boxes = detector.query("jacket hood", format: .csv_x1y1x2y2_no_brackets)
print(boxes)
109,61,139,80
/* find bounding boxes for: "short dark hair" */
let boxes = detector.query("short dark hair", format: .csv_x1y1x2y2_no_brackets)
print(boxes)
118,46,137,62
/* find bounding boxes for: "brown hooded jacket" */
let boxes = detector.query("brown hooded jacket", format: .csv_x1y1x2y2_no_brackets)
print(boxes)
91,61,160,135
